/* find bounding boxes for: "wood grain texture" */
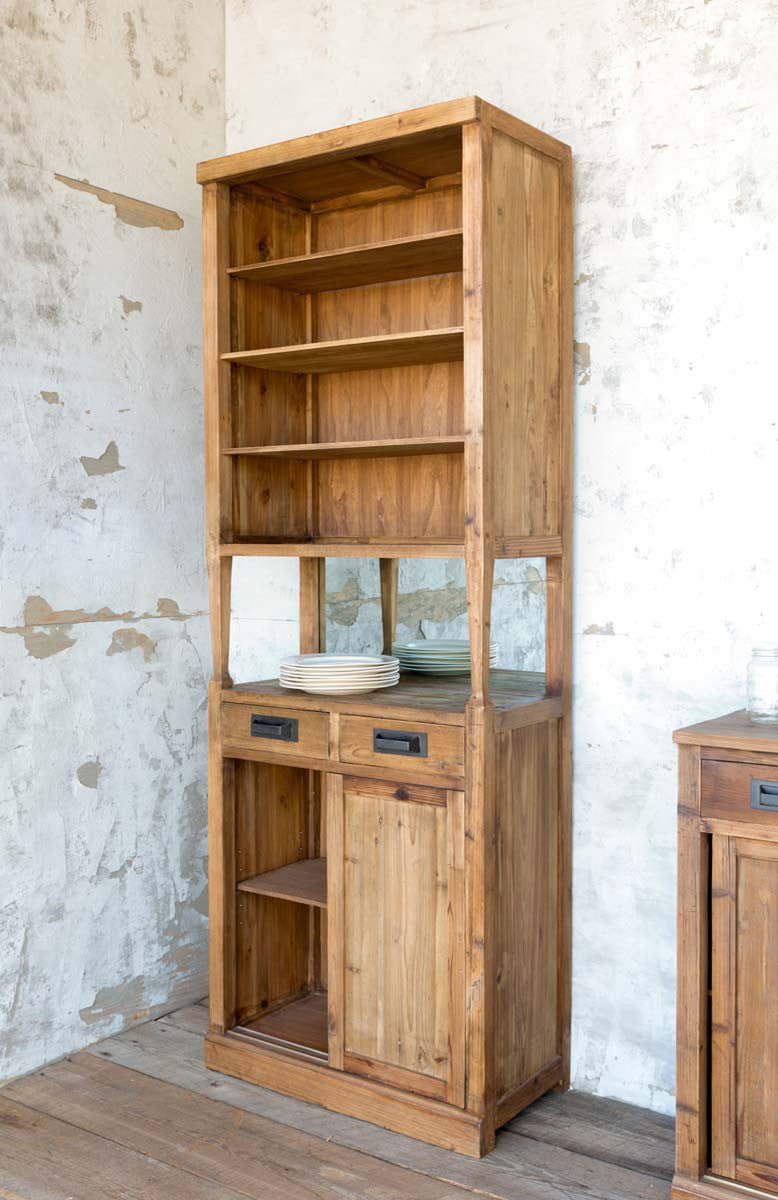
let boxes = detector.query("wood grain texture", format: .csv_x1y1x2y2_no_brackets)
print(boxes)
675,744,708,1181
203,182,234,684
341,779,457,1089
196,97,479,184
379,558,398,655
237,857,327,908
229,229,463,291
494,721,560,1098
223,328,464,373
337,714,465,777
241,990,328,1054
207,680,235,1032
702,758,778,828
221,700,329,759
224,435,465,460
710,834,736,1179
675,710,778,752
326,771,345,1070
221,539,467,558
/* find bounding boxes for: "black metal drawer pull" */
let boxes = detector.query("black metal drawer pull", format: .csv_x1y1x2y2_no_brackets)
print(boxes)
751,779,778,811
251,713,298,742
372,728,428,757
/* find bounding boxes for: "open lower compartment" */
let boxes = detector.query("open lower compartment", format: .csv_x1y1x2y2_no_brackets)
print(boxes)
233,759,328,1061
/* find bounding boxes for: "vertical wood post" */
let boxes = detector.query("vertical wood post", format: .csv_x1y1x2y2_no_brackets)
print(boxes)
203,181,233,685
379,558,398,655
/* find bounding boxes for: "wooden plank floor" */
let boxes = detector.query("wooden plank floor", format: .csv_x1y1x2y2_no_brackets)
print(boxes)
0,1000,674,1200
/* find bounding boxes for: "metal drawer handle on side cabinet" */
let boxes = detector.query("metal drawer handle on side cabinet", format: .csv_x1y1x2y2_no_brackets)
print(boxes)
251,713,298,742
372,728,428,757
751,778,778,811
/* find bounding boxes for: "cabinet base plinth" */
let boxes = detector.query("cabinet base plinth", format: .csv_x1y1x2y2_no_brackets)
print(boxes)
204,1030,490,1156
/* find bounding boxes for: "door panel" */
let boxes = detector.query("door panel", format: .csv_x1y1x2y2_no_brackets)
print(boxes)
327,774,465,1106
711,835,778,1189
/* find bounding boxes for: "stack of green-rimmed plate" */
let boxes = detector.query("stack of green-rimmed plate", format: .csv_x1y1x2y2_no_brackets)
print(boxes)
392,639,499,675
279,653,399,695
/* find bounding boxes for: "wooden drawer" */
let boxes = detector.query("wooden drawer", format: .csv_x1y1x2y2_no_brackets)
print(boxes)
337,715,464,778
702,758,778,828
221,702,329,760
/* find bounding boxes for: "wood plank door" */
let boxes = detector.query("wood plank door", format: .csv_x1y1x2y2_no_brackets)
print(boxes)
711,834,778,1192
327,774,465,1107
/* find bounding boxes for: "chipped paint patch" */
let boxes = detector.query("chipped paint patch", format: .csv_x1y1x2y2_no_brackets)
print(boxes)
80,440,125,476
81,497,97,509
574,272,593,286
19,628,76,660
156,598,191,621
77,759,102,788
119,295,142,315
583,622,615,635
574,340,591,386
106,627,156,662
40,390,62,405
123,12,141,79
79,975,147,1025
54,174,183,231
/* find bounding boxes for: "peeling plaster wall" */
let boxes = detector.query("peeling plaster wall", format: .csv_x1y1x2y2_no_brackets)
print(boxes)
0,2,223,1081
226,0,778,1114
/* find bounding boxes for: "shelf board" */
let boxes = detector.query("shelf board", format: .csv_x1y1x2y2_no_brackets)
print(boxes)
220,539,465,559
228,229,463,292
221,327,464,375
237,858,327,908
223,435,464,462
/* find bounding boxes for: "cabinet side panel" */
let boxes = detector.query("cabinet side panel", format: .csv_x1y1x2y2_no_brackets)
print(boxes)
494,720,559,1098
343,786,450,1082
486,132,562,539
234,761,310,1024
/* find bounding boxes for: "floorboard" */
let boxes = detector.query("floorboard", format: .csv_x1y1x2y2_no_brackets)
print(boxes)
0,1001,673,1200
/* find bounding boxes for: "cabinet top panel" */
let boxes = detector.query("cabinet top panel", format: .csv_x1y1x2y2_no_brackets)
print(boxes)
196,96,570,187
674,709,778,753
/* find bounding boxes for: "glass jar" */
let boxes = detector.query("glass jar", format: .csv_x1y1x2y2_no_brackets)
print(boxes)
747,646,778,722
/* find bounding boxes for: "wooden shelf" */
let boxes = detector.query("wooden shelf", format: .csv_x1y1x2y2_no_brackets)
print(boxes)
228,229,463,292
223,435,464,461
237,858,327,908
222,327,464,374
218,536,561,559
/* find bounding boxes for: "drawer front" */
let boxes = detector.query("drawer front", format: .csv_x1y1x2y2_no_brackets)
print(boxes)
221,702,328,760
338,715,464,778
702,758,778,827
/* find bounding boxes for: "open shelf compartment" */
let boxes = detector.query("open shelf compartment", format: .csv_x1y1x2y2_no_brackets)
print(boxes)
237,857,326,907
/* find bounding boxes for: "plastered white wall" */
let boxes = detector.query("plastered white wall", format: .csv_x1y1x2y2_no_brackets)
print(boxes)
225,0,778,1114
0,1,223,1081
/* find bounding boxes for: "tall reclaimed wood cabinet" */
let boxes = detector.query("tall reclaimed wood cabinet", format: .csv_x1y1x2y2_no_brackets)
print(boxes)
197,97,572,1156
675,714,778,1198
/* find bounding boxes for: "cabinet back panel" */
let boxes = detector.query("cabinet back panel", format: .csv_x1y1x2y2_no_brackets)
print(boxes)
317,363,463,442
313,184,462,251
317,452,463,539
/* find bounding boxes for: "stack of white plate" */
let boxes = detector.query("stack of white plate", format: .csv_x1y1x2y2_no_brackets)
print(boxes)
279,653,400,695
392,639,499,675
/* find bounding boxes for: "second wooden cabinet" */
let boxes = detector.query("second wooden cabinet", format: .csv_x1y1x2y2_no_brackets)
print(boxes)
675,717,778,1200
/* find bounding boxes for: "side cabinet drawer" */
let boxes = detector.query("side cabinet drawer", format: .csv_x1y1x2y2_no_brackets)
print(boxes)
702,758,778,827
221,702,329,759
338,715,464,778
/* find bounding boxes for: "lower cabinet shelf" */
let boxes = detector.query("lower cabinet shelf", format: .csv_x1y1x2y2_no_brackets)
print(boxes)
236,991,328,1062
237,858,327,908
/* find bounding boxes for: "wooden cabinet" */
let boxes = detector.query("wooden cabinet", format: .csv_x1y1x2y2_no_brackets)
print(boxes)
199,97,572,1156
675,716,778,1199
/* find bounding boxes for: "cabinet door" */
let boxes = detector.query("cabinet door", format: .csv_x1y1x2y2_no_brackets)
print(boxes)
327,774,465,1106
711,835,778,1191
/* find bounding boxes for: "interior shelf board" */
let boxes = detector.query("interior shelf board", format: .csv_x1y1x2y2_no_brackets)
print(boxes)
237,858,327,908
219,539,466,559
238,991,328,1057
223,435,465,461
221,327,464,375
228,229,463,292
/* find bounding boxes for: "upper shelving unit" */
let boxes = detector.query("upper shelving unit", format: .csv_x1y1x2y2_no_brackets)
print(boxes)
222,327,464,375
228,229,463,293
223,436,464,461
